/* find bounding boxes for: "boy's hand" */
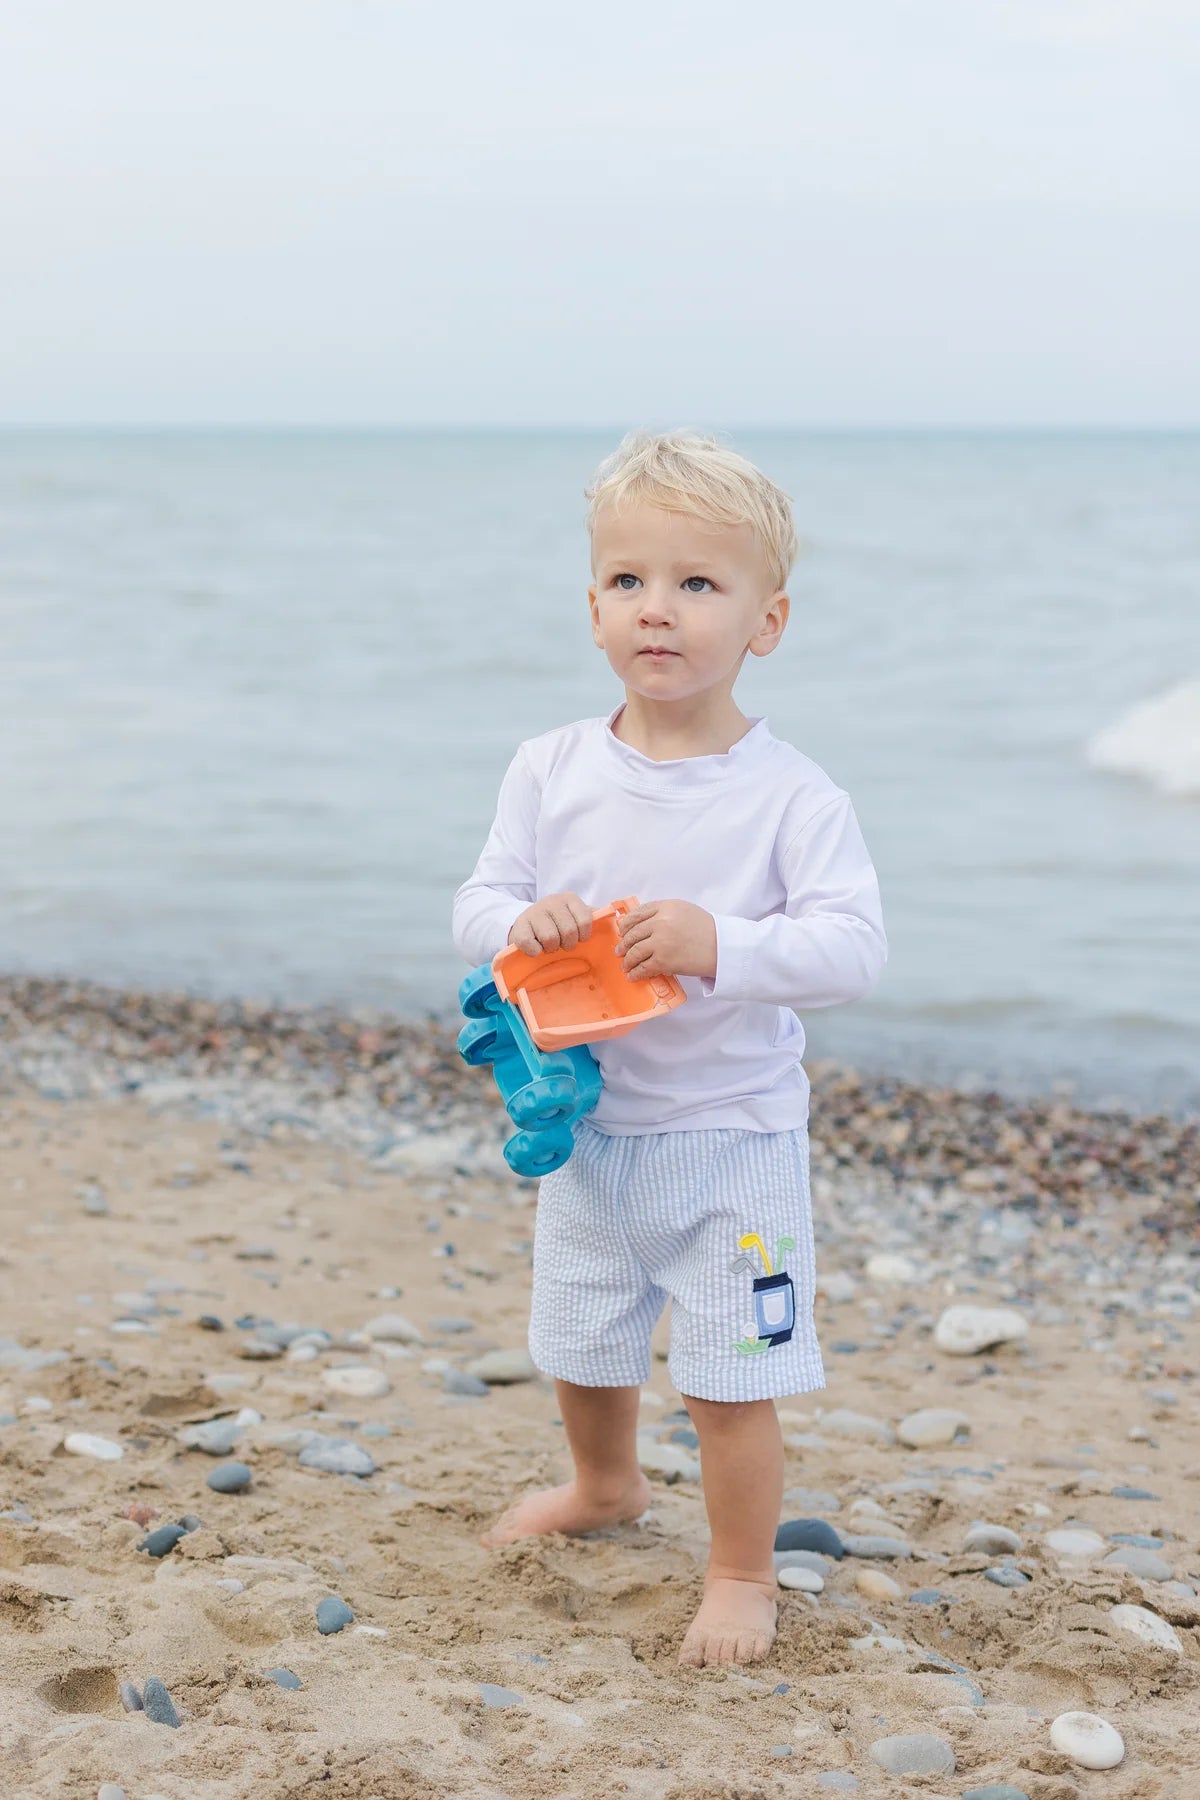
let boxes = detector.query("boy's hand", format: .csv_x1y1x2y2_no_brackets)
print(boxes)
616,900,717,982
508,892,594,956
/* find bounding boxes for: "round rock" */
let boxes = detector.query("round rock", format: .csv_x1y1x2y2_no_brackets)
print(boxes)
443,1369,491,1397
64,1432,124,1461
266,1667,303,1688
898,1408,971,1449
868,1733,955,1776
777,1565,823,1593
141,1676,181,1728
298,1437,376,1477
363,1313,423,1344
321,1365,390,1399
206,1461,252,1494
1049,1710,1125,1770
315,1596,354,1634
986,1566,1030,1587
817,1408,896,1445
962,1788,1033,1800
465,1348,537,1384
138,1524,188,1559
964,1523,1022,1556
178,1418,242,1456
1109,1604,1184,1654
775,1518,844,1558
934,1305,1028,1356
1103,1547,1172,1582
1045,1528,1105,1558
864,1253,918,1284
854,1568,903,1600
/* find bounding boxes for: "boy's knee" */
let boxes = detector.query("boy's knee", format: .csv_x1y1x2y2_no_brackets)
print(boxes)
681,1394,775,1428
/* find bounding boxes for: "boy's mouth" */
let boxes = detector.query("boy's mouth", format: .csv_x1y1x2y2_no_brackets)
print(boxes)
639,647,679,658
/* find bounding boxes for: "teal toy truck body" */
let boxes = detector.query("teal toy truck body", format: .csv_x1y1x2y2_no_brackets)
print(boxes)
457,963,602,1177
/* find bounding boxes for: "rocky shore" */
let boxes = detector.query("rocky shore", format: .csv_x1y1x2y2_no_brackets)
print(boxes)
1,974,1197,1799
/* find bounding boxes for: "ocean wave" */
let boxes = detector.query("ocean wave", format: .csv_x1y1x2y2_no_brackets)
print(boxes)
1085,678,1200,799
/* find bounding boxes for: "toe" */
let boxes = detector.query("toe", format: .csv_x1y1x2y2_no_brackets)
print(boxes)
734,1631,759,1664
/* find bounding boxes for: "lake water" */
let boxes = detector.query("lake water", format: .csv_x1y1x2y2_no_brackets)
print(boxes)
2,429,1198,1115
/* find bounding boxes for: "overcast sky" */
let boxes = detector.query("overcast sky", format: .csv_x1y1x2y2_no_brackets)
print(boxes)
1,1,1197,426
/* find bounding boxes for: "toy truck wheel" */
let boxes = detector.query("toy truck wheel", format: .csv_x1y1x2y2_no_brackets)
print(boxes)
510,1074,577,1128
459,968,501,1019
504,1124,574,1177
457,1017,502,1066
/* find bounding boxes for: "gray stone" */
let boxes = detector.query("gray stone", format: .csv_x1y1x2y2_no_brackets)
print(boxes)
1110,1533,1165,1550
839,1533,914,1559
908,1588,956,1605
315,1596,354,1634
142,1676,181,1728
206,1461,253,1494
138,1524,188,1559
119,1680,144,1711
769,1744,793,1757
815,1778,860,1792
431,1317,476,1333
784,1486,842,1513
818,1408,896,1445
1103,1547,1172,1581
266,1667,302,1689
963,1523,1022,1556
1111,1485,1160,1501
479,1682,524,1707
868,1732,955,1776
178,1417,242,1456
97,1786,126,1800
773,1550,833,1576
897,1407,971,1448
986,1566,1030,1587
962,1788,1032,1800
363,1312,424,1344
298,1437,376,1477
775,1518,845,1558
465,1348,538,1384
442,1369,491,1397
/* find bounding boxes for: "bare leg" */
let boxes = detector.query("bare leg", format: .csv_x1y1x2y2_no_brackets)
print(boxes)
480,1378,652,1547
677,1396,782,1667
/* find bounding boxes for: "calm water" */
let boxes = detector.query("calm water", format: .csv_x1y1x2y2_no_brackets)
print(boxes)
2,430,1198,1115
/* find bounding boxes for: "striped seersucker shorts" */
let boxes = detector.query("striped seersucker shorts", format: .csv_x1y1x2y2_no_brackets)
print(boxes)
527,1119,826,1402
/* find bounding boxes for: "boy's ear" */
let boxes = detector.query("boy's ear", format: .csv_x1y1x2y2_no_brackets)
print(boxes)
588,583,604,647
747,591,789,659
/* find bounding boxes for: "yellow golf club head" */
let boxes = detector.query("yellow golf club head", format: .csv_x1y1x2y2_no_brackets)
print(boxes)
737,1233,773,1276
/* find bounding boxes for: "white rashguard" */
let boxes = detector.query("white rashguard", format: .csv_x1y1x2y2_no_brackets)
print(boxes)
451,703,887,1135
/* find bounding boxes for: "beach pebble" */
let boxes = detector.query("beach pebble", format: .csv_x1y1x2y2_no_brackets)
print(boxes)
985,1566,1030,1587
849,1630,907,1654
321,1365,390,1399
178,1418,242,1456
816,1270,858,1303
934,1305,1029,1355
854,1568,903,1600
1045,1528,1105,1558
961,1788,1032,1800
442,1369,490,1397
97,1785,126,1800
141,1676,181,1728
964,1523,1023,1555
1049,1710,1125,1769
315,1596,354,1634
64,1432,124,1461
465,1347,538,1384
479,1683,524,1707
1109,1603,1185,1654
784,1486,841,1513
637,1435,701,1481
238,1339,283,1360
775,1518,844,1558
138,1524,188,1558
298,1437,376,1477
266,1667,303,1688
897,1407,971,1448
206,1460,252,1494
431,1317,476,1333
119,1681,144,1712
868,1733,955,1776
815,1778,859,1791
363,1312,424,1344
839,1533,913,1559
864,1252,918,1284
777,1565,824,1593
215,1578,246,1593
769,1744,793,1757
1111,1484,1160,1500
1103,1546,1172,1581
817,1408,896,1445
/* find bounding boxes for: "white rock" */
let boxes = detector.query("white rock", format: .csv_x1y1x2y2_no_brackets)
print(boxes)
1045,1528,1106,1559
816,1271,858,1303
963,1522,1023,1556
64,1432,124,1460
897,1408,971,1449
854,1569,903,1600
363,1313,424,1345
934,1305,1029,1356
1049,1710,1125,1770
636,1435,700,1482
849,1631,907,1654
777,1565,824,1592
321,1366,391,1399
817,1408,896,1445
1109,1604,1184,1655
864,1253,918,1285
465,1348,538,1384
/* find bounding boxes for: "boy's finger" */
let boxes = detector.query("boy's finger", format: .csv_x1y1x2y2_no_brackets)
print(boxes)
618,903,656,933
616,922,652,953
566,897,593,940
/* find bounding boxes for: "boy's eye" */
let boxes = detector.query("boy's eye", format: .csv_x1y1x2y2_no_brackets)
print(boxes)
614,573,641,591
683,576,714,593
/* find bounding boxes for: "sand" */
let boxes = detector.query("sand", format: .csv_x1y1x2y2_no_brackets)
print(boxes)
0,985,1198,1799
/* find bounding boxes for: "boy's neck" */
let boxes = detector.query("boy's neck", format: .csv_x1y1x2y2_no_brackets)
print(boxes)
610,691,756,762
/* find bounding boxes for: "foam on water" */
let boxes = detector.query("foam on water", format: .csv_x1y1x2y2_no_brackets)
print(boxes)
1086,679,1200,800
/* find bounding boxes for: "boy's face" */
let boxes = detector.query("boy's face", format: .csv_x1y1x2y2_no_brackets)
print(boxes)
588,502,788,706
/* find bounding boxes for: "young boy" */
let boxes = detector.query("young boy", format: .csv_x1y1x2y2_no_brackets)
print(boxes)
451,429,887,1669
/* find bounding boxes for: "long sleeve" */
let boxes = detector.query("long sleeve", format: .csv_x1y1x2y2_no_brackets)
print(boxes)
451,745,540,967
700,793,887,1009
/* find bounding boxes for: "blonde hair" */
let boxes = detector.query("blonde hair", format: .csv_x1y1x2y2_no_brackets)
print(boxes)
584,428,798,591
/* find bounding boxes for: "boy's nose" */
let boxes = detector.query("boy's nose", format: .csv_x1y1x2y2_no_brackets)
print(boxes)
638,589,675,625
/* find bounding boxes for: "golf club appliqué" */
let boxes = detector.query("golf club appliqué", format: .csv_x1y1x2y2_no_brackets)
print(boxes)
730,1229,796,1354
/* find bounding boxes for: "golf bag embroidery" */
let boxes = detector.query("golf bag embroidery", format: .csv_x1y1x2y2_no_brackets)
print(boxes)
731,1230,796,1354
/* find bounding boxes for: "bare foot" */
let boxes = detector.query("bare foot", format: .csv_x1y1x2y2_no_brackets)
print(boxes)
480,1473,653,1548
678,1576,778,1667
